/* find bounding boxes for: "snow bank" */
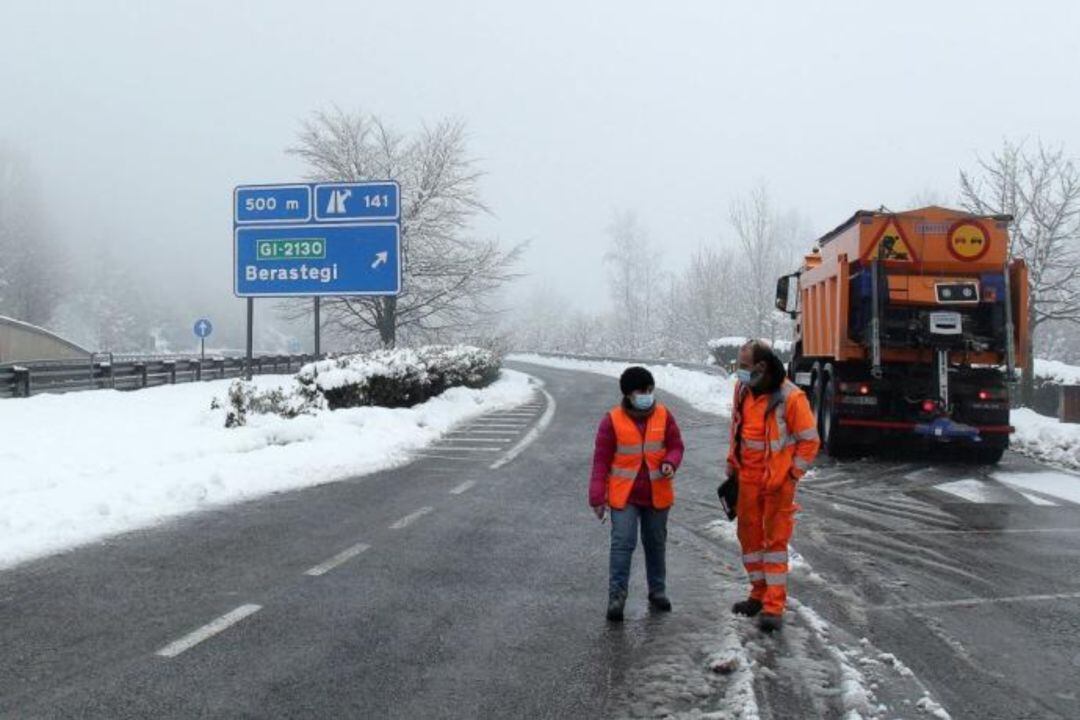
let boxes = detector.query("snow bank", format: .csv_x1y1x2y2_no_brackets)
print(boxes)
508,353,737,417
1033,358,1080,385
0,369,535,570
1010,407,1080,471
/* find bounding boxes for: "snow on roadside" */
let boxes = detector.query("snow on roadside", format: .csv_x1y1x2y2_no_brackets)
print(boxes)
0,369,535,570
508,353,737,417
1010,407,1080,472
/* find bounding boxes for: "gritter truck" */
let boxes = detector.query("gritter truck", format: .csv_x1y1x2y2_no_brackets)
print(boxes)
774,206,1029,463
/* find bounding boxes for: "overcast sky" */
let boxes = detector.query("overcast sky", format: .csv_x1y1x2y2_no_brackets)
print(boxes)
3,0,1079,318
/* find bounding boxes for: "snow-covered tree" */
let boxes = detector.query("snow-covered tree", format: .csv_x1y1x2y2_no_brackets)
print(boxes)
283,108,522,348
960,139,1080,405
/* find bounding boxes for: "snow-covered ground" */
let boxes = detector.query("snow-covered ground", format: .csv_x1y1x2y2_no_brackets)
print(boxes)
508,353,737,418
0,370,535,570
1011,407,1080,472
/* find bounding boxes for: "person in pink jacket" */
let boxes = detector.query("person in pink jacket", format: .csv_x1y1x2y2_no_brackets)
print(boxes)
589,367,685,621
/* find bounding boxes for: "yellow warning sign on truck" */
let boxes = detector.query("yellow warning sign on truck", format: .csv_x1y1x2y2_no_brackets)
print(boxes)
864,220,916,262
948,220,991,261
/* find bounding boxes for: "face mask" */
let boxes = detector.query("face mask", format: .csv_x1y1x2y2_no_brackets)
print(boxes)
631,393,655,410
736,369,752,385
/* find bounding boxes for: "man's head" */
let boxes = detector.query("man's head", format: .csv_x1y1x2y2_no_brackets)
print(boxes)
620,366,656,411
737,339,784,393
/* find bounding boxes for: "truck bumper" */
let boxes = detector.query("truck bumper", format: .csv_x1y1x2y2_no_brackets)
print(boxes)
838,418,1014,435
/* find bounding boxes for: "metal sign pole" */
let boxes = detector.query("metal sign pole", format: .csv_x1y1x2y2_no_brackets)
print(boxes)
314,297,321,357
200,337,205,364
245,298,254,380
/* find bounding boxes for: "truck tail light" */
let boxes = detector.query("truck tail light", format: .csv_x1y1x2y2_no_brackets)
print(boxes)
859,383,870,395
922,399,937,413
978,390,990,400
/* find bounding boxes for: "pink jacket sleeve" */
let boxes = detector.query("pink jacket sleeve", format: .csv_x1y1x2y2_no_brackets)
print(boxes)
663,410,685,469
589,414,616,507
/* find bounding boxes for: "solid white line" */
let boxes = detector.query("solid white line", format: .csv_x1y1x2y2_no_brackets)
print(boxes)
390,506,434,529
304,543,371,577
491,384,556,470
825,527,1080,537
155,604,262,658
450,480,476,495
875,591,1080,611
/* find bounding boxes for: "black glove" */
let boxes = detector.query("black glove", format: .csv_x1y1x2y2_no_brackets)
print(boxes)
717,472,738,521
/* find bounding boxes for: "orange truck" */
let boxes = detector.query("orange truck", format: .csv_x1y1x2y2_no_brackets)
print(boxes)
775,206,1029,463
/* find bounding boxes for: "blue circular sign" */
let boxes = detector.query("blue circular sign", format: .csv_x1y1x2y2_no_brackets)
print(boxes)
193,318,213,338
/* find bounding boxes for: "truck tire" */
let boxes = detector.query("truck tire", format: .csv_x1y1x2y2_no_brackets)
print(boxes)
821,375,851,458
969,443,1006,465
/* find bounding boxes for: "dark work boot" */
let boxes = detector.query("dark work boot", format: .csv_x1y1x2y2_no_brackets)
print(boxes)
731,598,763,617
606,591,627,622
648,593,672,612
758,613,784,633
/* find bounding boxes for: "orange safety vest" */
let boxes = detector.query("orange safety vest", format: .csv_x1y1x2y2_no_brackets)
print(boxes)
726,380,820,485
607,403,674,510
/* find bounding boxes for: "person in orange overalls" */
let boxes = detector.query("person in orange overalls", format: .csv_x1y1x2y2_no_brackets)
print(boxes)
725,340,819,632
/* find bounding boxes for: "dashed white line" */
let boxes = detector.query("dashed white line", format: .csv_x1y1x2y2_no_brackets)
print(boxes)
450,480,476,495
441,437,512,444
155,604,262,658
875,591,1080,611
304,543,371,577
390,506,434,529
447,430,519,436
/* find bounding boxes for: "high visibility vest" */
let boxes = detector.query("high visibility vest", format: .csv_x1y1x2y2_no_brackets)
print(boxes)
607,404,673,510
726,380,819,485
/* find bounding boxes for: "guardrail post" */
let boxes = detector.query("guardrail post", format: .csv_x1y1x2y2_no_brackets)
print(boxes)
193,359,202,382
216,358,225,379
13,366,30,397
255,357,264,376
134,362,148,388
165,360,177,384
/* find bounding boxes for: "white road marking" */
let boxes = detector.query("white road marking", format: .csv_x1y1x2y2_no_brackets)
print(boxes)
450,480,476,495
491,385,556,470
447,430,519,436
469,422,528,428
826,527,1080,537
875,591,1080,611
390,506,434,529
440,437,511,444
1017,491,1058,506
428,445,501,452
304,543,371,577
155,604,262,658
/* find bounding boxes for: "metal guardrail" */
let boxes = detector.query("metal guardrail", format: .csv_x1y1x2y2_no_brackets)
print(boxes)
509,351,729,377
0,354,319,399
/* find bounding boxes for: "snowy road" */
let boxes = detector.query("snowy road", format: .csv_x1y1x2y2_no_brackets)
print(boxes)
1,362,1079,718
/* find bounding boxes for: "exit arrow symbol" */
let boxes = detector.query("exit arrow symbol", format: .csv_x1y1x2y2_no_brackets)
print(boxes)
371,251,388,269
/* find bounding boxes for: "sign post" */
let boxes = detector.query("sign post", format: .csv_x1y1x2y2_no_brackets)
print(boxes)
193,318,213,365
233,182,401,372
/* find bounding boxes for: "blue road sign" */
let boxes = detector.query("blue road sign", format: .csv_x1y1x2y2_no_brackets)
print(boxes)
234,223,401,297
235,185,312,224
194,318,213,338
314,182,399,222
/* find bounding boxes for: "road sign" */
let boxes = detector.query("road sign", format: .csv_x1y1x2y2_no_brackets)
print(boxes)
314,182,399,222
234,223,400,297
234,185,312,224
193,318,213,338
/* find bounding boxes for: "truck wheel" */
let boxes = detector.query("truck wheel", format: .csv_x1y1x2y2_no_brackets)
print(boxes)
969,443,1006,464
821,376,850,458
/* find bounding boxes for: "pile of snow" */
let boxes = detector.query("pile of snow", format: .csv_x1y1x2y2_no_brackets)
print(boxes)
1010,407,1080,471
0,369,535,570
508,353,737,417
1033,358,1080,385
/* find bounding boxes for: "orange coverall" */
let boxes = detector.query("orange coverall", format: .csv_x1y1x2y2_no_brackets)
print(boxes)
726,379,820,615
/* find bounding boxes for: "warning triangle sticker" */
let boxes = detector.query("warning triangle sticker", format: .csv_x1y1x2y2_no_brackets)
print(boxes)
865,220,917,263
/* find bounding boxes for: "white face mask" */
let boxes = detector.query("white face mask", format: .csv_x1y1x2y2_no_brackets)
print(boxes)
631,393,655,410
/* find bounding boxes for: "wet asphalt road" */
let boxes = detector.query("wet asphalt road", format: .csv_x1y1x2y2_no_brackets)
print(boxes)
1,361,1079,718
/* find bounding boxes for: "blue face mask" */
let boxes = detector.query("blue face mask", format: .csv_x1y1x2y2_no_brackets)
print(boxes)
736,369,752,384
631,393,655,410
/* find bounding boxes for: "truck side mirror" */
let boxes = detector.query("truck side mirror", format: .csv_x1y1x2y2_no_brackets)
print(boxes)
775,274,799,317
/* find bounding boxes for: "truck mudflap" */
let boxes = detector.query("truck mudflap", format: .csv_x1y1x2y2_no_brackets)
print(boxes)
838,418,1014,436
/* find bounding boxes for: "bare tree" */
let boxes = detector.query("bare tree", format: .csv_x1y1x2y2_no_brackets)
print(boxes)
960,139,1080,404
283,108,522,348
603,210,661,355
659,243,739,360
729,184,803,341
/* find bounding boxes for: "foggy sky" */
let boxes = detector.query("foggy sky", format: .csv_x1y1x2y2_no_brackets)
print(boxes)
2,0,1079,322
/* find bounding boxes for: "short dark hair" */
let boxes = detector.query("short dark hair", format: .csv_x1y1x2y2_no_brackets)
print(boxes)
741,339,774,365
620,366,655,395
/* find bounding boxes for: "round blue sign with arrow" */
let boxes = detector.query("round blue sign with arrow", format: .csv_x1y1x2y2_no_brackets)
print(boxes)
193,318,213,339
